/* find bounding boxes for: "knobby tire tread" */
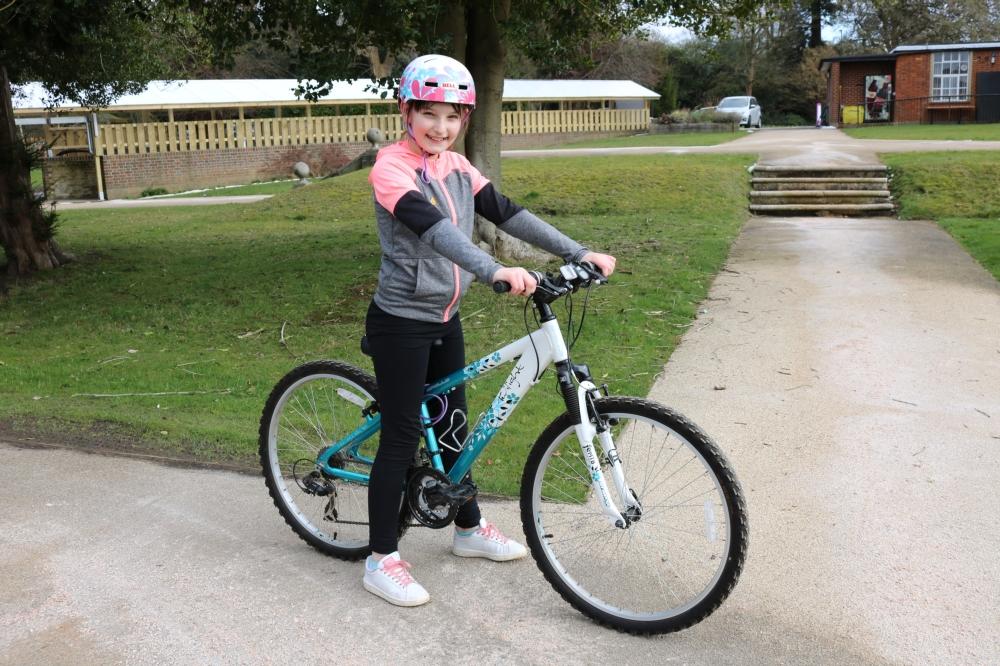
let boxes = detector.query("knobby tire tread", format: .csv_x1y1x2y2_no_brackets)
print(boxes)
519,396,749,635
259,360,408,561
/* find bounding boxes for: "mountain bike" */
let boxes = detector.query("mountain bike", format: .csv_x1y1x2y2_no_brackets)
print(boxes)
259,261,748,634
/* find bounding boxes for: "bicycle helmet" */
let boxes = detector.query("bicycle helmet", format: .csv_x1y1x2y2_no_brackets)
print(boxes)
398,54,476,108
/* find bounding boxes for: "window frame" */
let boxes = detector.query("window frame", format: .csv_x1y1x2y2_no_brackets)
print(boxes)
930,51,971,103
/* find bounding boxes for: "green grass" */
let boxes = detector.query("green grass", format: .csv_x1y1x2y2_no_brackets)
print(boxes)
0,153,753,495
31,168,43,189
884,151,1000,280
156,179,298,198
529,131,743,149
844,123,1000,141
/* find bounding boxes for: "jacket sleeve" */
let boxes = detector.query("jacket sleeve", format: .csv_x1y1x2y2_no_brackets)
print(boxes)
474,182,589,263
370,159,503,284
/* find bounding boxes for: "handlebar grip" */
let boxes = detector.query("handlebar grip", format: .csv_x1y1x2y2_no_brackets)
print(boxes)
493,281,512,293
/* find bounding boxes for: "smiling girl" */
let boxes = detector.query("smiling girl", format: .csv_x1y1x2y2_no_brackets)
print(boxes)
362,54,615,607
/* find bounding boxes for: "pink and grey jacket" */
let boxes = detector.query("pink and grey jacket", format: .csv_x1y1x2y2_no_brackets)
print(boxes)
369,141,588,323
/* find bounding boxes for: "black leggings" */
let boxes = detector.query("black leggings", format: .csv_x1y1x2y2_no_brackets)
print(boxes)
365,301,481,554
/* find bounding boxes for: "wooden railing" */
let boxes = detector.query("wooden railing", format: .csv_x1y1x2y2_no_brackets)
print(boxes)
42,108,648,156
500,108,647,134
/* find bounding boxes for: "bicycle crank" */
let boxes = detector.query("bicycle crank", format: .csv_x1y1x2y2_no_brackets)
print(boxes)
406,466,477,529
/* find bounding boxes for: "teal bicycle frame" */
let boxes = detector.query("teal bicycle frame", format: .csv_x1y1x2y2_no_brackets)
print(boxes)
311,314,640,528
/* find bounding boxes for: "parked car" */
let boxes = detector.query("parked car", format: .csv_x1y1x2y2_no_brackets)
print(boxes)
716,96,763,128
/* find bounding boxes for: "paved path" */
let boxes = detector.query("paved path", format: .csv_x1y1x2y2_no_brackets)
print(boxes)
52,195,272,210
504,127,1000,167
5,130,1000,664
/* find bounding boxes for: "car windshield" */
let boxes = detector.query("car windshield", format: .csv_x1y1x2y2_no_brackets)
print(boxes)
718,97,750,109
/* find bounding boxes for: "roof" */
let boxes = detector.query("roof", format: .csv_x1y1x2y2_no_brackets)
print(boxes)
13,78,658,112
819,53,897,73
891,42,1000,53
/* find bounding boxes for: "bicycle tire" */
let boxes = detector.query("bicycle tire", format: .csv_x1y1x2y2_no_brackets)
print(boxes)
520,397,748,634
259,360,408,560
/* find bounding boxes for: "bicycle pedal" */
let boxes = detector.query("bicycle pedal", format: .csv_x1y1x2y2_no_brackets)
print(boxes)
438,481,477,505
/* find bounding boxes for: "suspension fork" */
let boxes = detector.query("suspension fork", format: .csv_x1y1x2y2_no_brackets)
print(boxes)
556,362,638,528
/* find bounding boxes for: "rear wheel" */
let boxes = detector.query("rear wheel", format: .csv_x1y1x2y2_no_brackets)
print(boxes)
259,360,408,560
520,397,748,634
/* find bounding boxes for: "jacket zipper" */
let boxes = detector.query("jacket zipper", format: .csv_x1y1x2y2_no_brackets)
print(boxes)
435,162,462,323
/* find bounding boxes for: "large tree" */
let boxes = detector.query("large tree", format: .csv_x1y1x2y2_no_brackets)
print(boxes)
840,0,1000,51
2,0,765,276
0,0,206,277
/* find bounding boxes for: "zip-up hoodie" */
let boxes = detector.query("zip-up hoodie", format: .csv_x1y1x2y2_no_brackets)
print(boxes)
369,141,588,323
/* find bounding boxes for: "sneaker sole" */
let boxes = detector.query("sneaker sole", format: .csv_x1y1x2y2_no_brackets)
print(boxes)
363,579,430,607
451,547,528,562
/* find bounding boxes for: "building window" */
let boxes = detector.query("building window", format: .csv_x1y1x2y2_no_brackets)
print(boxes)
931,51,970,102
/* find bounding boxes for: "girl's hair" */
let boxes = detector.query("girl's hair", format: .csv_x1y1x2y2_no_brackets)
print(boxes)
404,99,470,114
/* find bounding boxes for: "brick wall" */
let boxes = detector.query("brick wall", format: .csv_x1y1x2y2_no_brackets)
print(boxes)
99,142,369,199
42,153,98,199
499,130,636,149
894,53,930,122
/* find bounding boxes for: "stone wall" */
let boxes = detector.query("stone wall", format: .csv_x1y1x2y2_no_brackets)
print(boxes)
98,142,370,199
42,153,98,200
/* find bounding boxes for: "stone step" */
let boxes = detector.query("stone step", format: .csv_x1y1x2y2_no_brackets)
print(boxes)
749,202,895,216
751,177,888,191
752,165,888,179
750,190,891,206
750,189,891,198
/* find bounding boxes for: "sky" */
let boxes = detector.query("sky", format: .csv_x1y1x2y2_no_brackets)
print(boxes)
646,22,846,44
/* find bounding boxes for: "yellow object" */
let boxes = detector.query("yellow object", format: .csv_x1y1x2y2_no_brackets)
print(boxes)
842,105,863,125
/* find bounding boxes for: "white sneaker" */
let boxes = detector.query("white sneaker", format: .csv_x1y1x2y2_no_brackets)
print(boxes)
362,552,430,607
452,519,528,562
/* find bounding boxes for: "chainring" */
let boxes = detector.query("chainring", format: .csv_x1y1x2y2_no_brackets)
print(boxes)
406,466,458,529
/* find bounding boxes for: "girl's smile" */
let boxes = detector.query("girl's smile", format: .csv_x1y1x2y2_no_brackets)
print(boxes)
406,102,464,156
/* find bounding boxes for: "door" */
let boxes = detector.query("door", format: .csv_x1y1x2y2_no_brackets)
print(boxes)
977,72,1000,123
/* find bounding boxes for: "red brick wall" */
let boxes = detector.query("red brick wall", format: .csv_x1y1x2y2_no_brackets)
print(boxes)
894,53,930,122
499,130,636,149
100,142,369,199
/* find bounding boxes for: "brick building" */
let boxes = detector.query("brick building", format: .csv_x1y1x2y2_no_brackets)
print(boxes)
820,42,1000,126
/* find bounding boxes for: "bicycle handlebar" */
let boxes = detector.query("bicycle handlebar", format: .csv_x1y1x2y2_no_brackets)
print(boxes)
492,262,607,303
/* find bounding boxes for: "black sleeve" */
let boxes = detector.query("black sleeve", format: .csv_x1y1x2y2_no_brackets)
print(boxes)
474,182,524,226
393,191,449,237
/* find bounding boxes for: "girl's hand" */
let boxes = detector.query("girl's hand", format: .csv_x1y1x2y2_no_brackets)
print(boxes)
492,267,537,295
582,252,616,277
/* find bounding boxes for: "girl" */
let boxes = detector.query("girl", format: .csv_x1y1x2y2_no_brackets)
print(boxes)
364,54,616,607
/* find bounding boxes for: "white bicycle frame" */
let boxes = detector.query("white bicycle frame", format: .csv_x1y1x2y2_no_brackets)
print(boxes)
437,317,640,528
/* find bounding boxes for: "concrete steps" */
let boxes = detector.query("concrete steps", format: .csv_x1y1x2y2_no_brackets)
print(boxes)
749,165,895,216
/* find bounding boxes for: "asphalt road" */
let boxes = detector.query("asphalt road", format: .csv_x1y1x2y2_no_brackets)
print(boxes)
4,130,1000,664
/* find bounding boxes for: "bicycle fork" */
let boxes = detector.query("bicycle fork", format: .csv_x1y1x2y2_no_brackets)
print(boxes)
567,377,642,529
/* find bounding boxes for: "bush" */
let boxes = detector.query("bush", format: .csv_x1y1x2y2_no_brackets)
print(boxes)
766,112,810,127
140,187,169,197
661,108,738,126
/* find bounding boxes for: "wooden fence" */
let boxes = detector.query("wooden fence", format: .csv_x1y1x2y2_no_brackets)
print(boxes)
43,108,649,156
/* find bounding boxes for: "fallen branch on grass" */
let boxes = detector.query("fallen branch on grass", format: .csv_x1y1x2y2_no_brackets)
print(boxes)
72,389,232,398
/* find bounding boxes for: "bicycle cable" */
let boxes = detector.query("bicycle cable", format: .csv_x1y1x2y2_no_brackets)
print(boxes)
523,296,543,381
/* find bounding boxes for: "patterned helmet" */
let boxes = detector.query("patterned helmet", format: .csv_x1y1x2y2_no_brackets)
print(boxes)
398,54,476,108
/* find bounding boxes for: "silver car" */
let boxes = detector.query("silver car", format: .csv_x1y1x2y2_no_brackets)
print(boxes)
716,96,762,128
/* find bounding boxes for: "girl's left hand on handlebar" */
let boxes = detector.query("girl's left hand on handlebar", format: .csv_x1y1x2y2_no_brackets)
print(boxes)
582,252,616,277
492,266,538,295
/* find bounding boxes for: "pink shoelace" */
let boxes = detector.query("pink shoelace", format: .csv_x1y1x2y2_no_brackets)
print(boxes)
477,522,508,543
382,557,416,586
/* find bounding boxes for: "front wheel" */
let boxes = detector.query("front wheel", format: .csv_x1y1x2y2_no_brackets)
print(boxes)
520,397,748,634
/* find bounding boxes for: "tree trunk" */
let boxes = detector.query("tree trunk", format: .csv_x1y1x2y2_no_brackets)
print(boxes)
809,0,823,48
464,0,544,263
0,67,65,277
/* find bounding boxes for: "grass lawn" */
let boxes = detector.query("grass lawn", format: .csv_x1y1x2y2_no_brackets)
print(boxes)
844,123,1000,141
31,168,43,189
529,130,744,149
155,180,298,198
0,153,753,495
884,151,1000,280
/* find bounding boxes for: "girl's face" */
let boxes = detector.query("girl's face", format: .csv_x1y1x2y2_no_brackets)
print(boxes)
406,102,464,155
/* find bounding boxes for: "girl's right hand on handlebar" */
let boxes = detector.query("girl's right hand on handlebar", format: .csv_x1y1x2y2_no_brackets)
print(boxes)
492,267,537,295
